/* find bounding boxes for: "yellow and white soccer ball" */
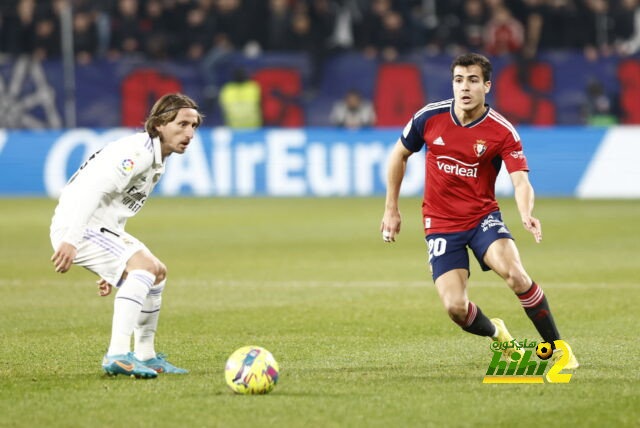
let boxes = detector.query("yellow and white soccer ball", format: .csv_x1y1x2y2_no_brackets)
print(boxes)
536,342,553,360
224,346,279,394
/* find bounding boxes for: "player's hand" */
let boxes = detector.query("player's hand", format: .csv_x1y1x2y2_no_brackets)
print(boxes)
97,279,113,297
381,208,402,242
51,242,77,273
522,215,542,243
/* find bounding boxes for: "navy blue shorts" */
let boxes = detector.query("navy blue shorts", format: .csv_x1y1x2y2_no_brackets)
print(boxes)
425,211,514,281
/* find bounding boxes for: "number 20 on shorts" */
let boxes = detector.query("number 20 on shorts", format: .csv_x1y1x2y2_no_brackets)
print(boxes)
427,238,447,261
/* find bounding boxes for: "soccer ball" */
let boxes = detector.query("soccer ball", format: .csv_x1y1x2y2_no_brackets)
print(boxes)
224,346,279,394
536,342,553,360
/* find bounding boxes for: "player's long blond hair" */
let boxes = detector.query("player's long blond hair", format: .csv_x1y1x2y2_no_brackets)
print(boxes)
144,93,203,138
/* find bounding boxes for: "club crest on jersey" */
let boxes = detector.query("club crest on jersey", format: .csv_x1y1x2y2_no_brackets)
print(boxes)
121,159,135,172
473,140,487,157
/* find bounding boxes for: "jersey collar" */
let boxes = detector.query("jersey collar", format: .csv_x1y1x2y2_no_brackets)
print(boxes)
450,100,491,128
152,137,163,167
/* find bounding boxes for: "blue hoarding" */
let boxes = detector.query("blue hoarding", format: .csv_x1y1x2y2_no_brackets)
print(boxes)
1,126,638,198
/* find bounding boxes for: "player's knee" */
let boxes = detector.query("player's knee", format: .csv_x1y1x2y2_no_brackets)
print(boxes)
444,299,468,323
145,258,165,283
128,255,163,281
155,261,167,284
505,267,530,293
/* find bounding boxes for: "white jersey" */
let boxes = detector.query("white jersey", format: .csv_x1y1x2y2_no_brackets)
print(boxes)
51,132,165,247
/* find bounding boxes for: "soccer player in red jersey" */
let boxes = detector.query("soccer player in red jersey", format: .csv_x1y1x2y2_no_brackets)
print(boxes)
381,53,578,368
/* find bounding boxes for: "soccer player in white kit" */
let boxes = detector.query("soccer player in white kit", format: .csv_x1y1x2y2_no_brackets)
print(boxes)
50,93,202,378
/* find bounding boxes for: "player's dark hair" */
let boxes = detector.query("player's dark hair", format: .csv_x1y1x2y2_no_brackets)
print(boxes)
451,53,492,82
145,93,203,138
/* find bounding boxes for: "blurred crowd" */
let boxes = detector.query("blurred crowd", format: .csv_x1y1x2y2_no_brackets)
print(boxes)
1,0,639,64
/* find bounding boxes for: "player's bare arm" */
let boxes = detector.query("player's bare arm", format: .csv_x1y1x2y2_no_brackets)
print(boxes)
51,242,77,273
381,139,413,242
510,170,542,243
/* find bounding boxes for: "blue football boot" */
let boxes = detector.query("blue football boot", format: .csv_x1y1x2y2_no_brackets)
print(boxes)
140,353,189,374
102,352,158,378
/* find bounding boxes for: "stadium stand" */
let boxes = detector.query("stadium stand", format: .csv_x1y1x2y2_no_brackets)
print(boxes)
0,0,639,127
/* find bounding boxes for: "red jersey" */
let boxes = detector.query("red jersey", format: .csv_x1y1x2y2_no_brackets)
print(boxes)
400,99,528,234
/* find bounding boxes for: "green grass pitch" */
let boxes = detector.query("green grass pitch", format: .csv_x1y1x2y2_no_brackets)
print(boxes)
1,197,638,427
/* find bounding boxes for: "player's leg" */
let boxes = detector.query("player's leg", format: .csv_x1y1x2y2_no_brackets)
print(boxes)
482,238,562,343
125,247,188,374
434,268,496,337
51,227,158,377
428,233,496,339
129,253,165,362
107,249,161,356
463,212,534,359
482,238,578,368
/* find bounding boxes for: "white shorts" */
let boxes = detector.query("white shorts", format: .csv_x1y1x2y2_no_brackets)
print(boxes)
50,227,147,286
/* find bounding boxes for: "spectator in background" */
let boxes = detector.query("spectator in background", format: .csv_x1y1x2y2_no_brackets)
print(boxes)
219,67,262,128
308,0,339,88
612,0,640,55
139,0,171,60
213,0,247,52
484,5,524,55
264,0,292,51
520,0,544,58
581,0,615,60
308,0,339,51
73,9,98,64
181,5,214,60
359,0,393,58
0,0,636,66
520,0,611,59
376,10,409,61
3,0,36,56
109,0,142,57
582,79,618,126
87,0,113,57
33,14,60,60
405,0,438,54
330,89,375,129
458,0,487,53
240,0,268,55
357,0,409,60
537,0,584,51
202,0,246,107
406,0,456,54
289,7,313,51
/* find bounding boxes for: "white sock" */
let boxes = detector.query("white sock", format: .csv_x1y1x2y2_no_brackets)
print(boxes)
134,279,165,361
107,270,155,356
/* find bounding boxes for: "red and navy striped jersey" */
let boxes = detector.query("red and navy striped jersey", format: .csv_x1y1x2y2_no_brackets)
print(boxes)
400,98,528,234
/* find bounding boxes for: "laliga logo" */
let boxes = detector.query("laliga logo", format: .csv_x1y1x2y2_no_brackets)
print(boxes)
121,159,135,172
483,340,575,384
